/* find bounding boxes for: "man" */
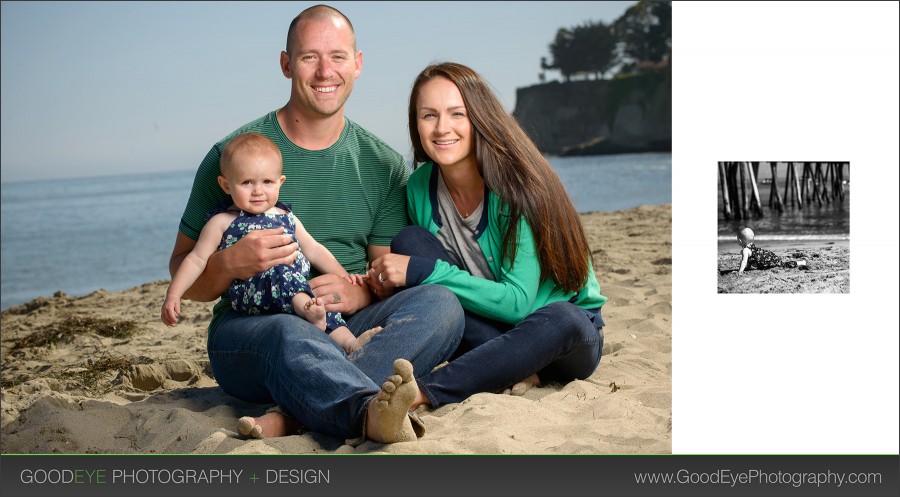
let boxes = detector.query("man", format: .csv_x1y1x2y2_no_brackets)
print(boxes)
169,4,463,443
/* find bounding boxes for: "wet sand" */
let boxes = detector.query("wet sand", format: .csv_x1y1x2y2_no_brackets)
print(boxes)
717,240,849,294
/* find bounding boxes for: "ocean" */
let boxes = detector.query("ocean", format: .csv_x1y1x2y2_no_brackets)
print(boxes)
716,163,850,247
0,152,671,310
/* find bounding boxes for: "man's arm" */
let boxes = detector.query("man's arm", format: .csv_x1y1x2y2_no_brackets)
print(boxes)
367,244,390,264
168,228,300,302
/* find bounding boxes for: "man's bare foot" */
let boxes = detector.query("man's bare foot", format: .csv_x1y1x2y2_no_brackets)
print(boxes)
365,359,419,443
238,417,263,439
504,373,540,396
237,410,301,439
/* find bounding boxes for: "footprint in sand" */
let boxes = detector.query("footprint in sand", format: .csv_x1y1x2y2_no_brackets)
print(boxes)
127,359,208,391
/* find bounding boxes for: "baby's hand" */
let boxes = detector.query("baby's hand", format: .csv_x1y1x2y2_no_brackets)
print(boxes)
346,273,367,286
161,298,181,327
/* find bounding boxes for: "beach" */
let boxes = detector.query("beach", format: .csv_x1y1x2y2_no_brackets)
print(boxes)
717,240,849,294
1,204,672,454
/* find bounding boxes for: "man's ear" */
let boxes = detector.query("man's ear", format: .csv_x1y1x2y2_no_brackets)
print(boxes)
280,51,291,79
353,50,363,79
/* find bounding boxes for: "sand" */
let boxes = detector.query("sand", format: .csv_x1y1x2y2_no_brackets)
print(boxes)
717,240,849,294
0,204,672,454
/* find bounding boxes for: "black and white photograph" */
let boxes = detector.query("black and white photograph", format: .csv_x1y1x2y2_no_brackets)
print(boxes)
717,161,849,294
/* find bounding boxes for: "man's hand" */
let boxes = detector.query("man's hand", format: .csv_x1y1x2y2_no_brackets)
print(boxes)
310,273,373,316
220,227,299,281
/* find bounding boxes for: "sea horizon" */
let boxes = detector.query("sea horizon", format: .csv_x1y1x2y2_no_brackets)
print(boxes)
717,233,850,242
1,152,671,310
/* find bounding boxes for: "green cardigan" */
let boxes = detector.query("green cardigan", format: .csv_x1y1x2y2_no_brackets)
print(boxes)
405,162,607,325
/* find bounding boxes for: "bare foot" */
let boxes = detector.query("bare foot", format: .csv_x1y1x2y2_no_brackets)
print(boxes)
347,326,383,353
506,373,540,396
237,410,301,439
365,359,419,443
293,294,327,331
238,417,263,439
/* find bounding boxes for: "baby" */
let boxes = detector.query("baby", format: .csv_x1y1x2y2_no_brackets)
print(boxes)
737,227,808,274
162,132,378,353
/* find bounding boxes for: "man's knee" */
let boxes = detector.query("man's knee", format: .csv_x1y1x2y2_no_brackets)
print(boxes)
419,284,463,317
250,313,323,346
408,285,465,337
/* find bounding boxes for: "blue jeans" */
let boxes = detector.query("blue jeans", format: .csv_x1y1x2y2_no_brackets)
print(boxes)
207,284,464,439
392,226,604,407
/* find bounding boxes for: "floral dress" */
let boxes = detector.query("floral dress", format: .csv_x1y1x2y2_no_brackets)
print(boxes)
209,201,347,331
746,243,798,270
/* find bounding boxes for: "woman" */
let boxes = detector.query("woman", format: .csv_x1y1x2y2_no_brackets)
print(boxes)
366,62,607,409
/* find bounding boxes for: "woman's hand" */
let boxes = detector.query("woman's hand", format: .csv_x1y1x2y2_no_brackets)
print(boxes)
366,253,411,298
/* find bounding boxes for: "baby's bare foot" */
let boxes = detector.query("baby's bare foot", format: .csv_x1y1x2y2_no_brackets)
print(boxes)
295,296,327,331
346,326,383,353
366,359,419,443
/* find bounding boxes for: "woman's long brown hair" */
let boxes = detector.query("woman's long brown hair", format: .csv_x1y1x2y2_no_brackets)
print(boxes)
408,62,590,292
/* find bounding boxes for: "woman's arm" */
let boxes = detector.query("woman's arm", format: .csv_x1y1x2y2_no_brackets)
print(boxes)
403,164,537,323
419,219,538,324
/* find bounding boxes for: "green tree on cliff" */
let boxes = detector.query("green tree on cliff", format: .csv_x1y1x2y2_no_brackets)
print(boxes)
612,0,672,68
546,27,575,82
579,21,616,79
546,21,616,81
543,0,671,81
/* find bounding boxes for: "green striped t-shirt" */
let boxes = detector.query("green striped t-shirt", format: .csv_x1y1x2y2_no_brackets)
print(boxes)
179,111,410,331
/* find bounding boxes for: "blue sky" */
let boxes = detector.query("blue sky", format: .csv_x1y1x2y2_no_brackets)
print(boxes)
0,1,634,183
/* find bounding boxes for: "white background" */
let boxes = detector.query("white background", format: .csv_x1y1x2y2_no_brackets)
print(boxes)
673,2,899,453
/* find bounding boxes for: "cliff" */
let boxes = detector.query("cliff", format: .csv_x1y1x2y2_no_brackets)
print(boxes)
513,63,671,156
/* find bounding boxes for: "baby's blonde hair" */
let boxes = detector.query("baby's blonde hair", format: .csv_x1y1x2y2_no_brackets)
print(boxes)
220,133,282,177
738,227,755,244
